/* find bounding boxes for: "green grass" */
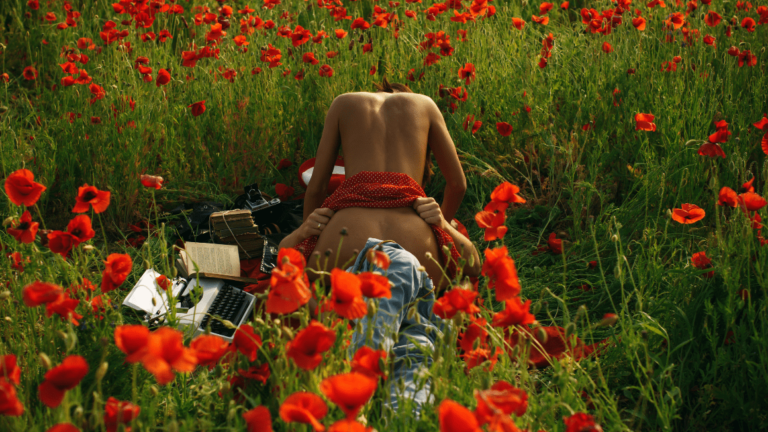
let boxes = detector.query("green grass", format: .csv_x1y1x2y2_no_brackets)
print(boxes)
1,0,768,430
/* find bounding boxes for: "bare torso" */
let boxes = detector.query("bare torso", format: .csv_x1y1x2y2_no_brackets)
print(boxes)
309,92,447,288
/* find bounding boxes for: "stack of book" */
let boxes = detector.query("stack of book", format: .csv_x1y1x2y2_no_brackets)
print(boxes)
209,210,264,260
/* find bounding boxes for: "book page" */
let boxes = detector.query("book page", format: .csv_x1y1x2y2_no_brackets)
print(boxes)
183,242,240,277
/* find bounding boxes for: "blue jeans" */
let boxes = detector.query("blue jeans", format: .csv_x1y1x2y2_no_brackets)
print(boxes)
346,238,449,416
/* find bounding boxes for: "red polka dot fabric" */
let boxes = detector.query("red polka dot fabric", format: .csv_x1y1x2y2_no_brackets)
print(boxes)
295,171,462,278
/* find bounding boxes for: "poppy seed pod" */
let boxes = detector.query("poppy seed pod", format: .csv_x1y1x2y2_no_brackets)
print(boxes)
96,362,108,382
425,252,432,260
536,326,549,343
340,227,348,236
565,322,576,339
39,352,52,370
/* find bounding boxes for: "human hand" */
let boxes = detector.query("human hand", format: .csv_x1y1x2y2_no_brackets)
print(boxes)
301,208,335,239
413,197,448,228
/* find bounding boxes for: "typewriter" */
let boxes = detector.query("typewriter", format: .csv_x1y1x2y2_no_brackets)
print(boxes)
122,269,256,342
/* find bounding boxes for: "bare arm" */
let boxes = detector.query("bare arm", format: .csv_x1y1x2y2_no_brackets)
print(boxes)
413,197,481,277
304,96,344,220
426,98,466,222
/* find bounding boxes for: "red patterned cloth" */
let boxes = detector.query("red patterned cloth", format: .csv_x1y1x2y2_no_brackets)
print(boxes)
295,171,463,278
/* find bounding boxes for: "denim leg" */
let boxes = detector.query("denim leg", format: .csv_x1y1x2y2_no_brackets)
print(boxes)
346,238,448,417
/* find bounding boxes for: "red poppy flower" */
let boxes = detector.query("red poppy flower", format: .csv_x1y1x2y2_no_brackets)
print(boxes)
279,392,328,432
739,192,767,212
267,255,311,314
27,0,39,9
474,381,528,424
762,132,768,155
319,64,334,77
481,247,521,301
231,324,262,362
634,113,656,131
101,253,133,292
496,122,513,136
704,10,721,27
358,272,391,299
320,372,378,419
547,233,563,255
66,215,95,245
0,378,24,416
698,143,726,158
239,363,270,384
364,248,391,270
738,50,757,67
492,297,535,327
531,15,549,25
286,320,336,370
691,251,714,278
38,355,89,408
439,399,481,432
188,100,206,116
475,210,507,241
424,52,442,66
718,187,739,207
330,269,367,319
139,174,163,190
243,406,272,432
104,397,141,432
23,66,37,81
5,169,47,207
741,17,756,32
561,1,569,8
0,355,21,386
275,183,294,201
491,182,526,204
511,17,526,30
539,2,554,14
47,231,76,258
115,325,150,362
433,287,480,319
45,293,82,326
743,177,755,193
22,281,63,307
703,35,716,47
632,16,646,30
7,210,39,243
351,17,371,30
601,42,613,53
156,69,171,87
672,203,705,224
328,419,371,432
351,346,387,379
459,317,489,352
564,412,603,432
458,63,476,85
154,275,171,291
141,327,197,385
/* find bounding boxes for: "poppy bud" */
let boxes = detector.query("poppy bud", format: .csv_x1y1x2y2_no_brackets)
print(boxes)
152,297,157,307
4,317,11,323
417,266,426,272
214,365,224,378
378,357,387,374
40,352,52,370
340,227,348,236
467,252,474,268
82,244,95,251
96,362,109,382
349,41,355,50
532,302,542,315
442,245,451,257
222,319,235,329
144,259,151,269
168,420,179,432
611,234,619,242
565,322,576,339
2,216,13,227
73,406,83,420
407,306,417,321
324,248,332,257
367,298,377,319
0,291,10,300
576,304,587,320
666,209,673,218
536,326,549,343
273,318,281,326
281,326,294,339
599,313,618,327
172,266,178,277
57,330,68,341
425,252,432,260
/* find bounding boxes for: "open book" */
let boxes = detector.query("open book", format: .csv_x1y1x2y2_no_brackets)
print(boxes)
177,242,262,283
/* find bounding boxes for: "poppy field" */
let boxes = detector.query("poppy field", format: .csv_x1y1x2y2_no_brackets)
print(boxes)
2,0,768,430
